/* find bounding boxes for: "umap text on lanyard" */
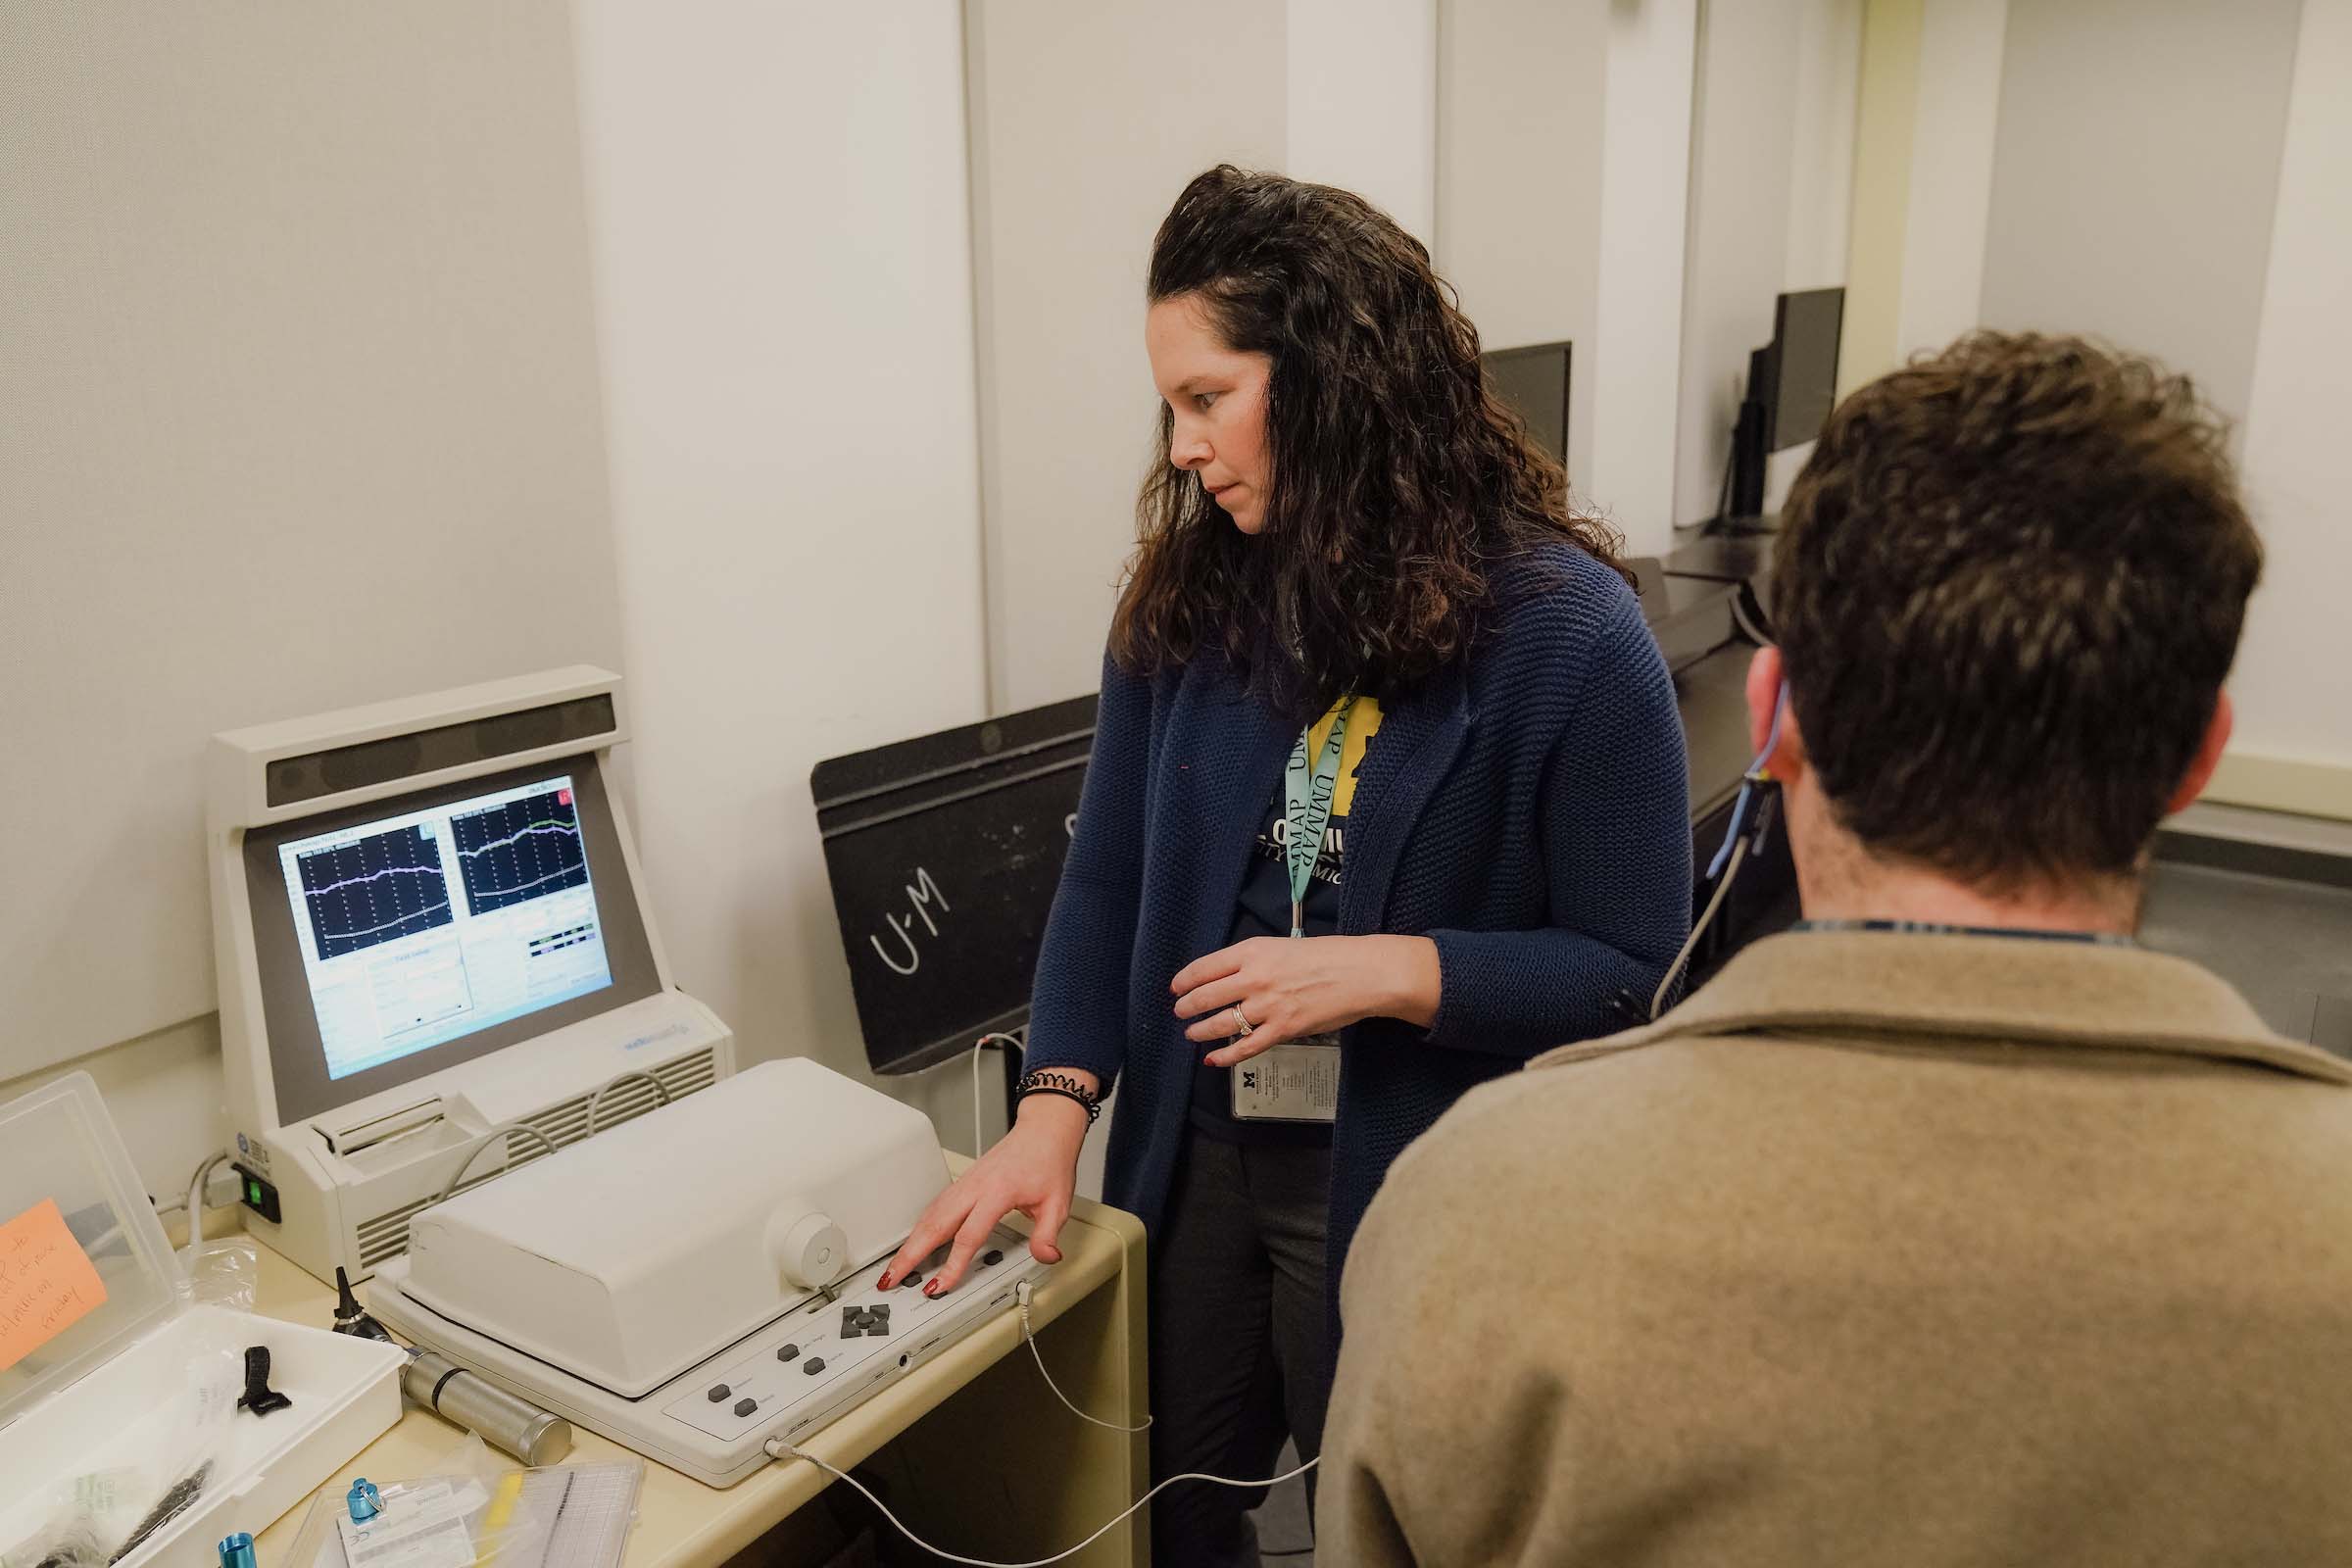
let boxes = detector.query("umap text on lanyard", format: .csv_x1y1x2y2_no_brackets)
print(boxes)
1284,702,1351,938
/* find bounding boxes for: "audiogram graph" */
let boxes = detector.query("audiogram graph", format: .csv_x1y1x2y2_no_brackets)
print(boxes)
297,826,455,959
453,785,591,916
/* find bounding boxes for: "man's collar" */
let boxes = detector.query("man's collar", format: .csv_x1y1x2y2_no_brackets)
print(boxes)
1539,929,2351,1085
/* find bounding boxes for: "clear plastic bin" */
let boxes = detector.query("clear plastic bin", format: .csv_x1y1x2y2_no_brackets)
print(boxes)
0,1073,406,1568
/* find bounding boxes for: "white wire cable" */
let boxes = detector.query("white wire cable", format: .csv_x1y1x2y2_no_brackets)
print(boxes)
968,1032,1025,1157
1652,835,1747,1020
765,1437,1314,1568
182,1151,230,1258
585,1068,673,1135
438,1121,564,1201
1016,1285,1150,1432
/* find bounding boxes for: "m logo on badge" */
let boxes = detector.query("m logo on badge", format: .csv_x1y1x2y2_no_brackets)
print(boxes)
1242,1070,1258,1091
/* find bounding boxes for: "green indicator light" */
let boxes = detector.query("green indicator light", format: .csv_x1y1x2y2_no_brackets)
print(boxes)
247,1180,263,1203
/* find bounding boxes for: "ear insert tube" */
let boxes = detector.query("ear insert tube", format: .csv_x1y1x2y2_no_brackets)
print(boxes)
403,1349,574,1465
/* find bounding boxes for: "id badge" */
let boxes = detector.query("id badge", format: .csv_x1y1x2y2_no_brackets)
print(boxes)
1231,1039,1342,1123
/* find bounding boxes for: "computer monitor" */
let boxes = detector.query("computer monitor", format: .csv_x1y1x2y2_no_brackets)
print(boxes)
1481,341,1573,482
240,753,662,1123
1724,287,1844,522
1764,286,1844,451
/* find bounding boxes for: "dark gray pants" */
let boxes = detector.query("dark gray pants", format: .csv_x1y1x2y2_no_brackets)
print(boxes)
1149,1129,1333,1567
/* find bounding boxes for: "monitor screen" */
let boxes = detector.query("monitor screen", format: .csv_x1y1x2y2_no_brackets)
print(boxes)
1768,287,1844,452
277,774,612,1081
1481,341,1573,481
244,754,662,1123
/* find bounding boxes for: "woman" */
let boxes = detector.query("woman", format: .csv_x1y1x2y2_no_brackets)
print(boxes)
884,167,1690,1563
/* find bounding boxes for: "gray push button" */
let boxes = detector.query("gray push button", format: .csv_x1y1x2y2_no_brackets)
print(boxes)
734,1397,757,1417
707,1384,729,1402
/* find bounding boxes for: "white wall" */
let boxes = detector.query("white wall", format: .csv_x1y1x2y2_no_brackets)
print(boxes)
2228,0,2352,773
1435,0,1610,490
0,1,623,1196
1287,0,1439,243
1590,0,1699,557
964,1,1289,717
0,1,623,1092
1784,0,1864,294
570,1,995,1142
1673,0,1863,531
1893,0,2007,360
1977,0,2302,427
1876,0,2349,795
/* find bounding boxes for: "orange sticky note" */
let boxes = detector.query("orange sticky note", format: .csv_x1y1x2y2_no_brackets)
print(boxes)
0,1198,110,1373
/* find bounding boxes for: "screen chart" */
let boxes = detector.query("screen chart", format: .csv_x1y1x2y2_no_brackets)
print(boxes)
293,823,455,959
452,785,591,916
277,775,615,1082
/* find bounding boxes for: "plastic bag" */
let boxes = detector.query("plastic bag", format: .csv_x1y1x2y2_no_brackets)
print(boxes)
184,1238,260,1312
276,1432,553,1568
1,1349,242,1568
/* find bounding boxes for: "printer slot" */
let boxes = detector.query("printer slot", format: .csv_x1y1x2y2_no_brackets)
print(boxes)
326,1097,450,1156
343,1114,475,1177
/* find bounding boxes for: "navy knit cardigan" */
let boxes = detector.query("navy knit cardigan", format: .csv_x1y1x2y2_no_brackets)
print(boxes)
1023,542,1692,1298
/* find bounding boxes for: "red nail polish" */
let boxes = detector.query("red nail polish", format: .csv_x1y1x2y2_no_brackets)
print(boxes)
877,1274,893,1291
924,1280,942,1298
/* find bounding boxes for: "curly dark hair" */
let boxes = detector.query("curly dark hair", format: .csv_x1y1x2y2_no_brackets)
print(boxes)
1775,330,2263,888
1109,165,1623,716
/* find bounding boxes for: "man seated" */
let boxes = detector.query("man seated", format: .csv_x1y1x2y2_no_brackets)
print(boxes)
1319,332,2352,1565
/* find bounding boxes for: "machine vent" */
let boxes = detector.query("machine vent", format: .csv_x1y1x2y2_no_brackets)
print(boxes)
351,1047,721,1268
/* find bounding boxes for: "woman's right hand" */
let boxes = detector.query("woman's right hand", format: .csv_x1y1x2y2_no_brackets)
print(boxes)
879,1078,1095,1296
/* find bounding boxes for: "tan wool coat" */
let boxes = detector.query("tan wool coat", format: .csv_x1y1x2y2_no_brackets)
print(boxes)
1320,931,2352,1565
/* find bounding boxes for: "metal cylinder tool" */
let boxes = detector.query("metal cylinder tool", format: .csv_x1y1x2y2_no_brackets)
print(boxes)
403,1350,573,1465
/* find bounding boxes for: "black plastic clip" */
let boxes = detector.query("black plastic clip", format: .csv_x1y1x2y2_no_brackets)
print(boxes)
238,1345,292,1416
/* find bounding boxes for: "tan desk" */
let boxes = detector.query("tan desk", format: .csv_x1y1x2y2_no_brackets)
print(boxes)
249,1184,1149,1568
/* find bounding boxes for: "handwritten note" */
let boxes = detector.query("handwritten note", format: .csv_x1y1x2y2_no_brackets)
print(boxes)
868,867,953,978
0,1198,108,1372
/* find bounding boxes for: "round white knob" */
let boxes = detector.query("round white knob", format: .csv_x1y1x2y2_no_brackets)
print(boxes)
771,1212,849,1290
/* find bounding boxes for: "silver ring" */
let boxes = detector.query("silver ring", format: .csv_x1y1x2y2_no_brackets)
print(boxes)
1230,1004,1254,1037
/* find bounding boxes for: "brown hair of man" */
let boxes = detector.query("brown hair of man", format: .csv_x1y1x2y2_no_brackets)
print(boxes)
1772,331,2264,891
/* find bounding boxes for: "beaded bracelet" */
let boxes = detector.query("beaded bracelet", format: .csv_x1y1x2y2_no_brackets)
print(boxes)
1015,1069,1102,1124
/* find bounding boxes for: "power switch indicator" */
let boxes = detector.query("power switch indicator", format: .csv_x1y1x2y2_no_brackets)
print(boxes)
232,1164,281,1225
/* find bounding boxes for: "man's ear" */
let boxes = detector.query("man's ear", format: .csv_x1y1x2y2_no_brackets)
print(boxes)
1745,646,1784,757
2167,691,2234,814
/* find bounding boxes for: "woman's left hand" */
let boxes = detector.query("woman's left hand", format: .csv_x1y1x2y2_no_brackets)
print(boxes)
1173,935,1442,1067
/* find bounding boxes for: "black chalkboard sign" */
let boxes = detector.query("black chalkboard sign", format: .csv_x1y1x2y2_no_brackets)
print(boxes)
811,694,1097,1075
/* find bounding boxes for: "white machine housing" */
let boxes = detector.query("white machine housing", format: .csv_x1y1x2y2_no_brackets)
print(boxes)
208,666,735,1285
403,1057,942,1396
368,1058,1046,1487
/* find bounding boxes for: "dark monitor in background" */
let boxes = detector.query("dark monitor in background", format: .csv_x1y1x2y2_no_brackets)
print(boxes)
1482,340,1573,483
1765,286,1844,450
1723,286,1844,525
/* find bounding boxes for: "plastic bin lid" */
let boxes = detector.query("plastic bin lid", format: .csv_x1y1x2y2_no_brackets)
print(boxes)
0,1071,185,1434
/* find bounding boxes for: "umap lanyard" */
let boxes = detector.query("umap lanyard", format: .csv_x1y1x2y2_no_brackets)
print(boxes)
1284,701,1352,938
